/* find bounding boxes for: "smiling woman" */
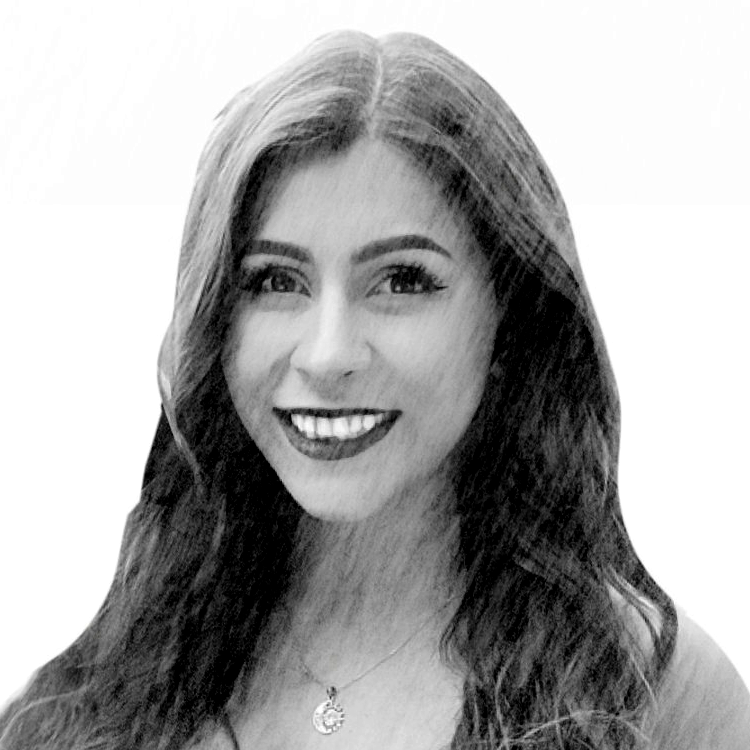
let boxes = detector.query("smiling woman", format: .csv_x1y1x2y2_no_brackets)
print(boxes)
223,139,498,520
1,29,748,750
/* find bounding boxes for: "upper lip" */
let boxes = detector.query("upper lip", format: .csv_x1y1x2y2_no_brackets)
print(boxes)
274,407,400,418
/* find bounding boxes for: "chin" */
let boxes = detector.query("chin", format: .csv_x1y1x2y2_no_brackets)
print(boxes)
281,478,391,523
292,494,387,523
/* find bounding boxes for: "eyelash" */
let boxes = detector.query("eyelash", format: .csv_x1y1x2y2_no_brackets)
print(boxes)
237,262,447,297
375,263,447,295
238,263,306,296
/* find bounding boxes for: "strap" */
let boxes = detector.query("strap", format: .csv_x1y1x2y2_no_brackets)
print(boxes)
221,710,241,750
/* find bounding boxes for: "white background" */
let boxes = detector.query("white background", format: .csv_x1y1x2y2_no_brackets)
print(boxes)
1,1,748,706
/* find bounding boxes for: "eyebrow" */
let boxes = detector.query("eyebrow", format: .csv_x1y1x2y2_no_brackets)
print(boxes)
244,234,453,263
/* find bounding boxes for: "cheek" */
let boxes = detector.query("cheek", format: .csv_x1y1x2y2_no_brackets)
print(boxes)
388,308,495,451
227,310,285,364
222,316,278,422
404,306,495,396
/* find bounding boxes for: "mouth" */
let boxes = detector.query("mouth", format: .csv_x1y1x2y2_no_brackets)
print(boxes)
273,407,401,461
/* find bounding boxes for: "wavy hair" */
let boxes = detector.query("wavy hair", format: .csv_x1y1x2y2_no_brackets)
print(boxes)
0,31,676,750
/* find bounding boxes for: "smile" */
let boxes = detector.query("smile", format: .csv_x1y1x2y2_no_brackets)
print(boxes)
291,412,386,440
273,408,401,461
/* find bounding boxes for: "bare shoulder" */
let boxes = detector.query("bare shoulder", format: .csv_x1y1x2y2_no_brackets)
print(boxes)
651,606,750,749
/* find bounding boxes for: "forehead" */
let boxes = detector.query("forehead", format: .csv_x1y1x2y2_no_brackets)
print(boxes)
253,139,478,263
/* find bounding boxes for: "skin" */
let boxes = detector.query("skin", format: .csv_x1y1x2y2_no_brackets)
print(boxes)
649,609,750,748
223,137,499,524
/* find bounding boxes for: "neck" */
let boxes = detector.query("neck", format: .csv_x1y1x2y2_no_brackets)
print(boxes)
287,475,462,657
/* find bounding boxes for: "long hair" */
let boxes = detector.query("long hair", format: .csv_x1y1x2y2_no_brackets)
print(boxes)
0,31,676,750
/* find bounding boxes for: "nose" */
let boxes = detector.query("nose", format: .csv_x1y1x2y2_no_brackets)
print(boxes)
289,292,371,381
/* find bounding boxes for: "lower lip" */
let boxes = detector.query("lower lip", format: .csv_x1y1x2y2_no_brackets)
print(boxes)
275,412,400,461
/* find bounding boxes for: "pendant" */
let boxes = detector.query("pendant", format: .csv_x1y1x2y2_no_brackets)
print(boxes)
312,686,345,734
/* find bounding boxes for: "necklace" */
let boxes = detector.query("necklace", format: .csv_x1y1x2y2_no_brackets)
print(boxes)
294,600,456,735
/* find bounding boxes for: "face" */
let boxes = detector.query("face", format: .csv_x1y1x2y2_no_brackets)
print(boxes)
223,138,499,521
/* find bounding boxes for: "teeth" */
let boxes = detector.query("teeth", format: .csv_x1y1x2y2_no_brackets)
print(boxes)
316,417,333,437
332,418,349,439
288,412,387,440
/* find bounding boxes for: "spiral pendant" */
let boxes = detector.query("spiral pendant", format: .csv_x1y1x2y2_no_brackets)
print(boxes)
312,686,345,734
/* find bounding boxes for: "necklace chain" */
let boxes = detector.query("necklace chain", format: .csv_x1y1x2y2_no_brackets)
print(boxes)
295,612,430,693
293,595,458,734
293,594,458,694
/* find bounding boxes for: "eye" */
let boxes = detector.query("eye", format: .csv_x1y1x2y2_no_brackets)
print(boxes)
372,263,447,295
238,264,307,296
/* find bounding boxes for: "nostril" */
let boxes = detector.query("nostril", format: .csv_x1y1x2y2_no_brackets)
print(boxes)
290,343,371,379
289,307,371,378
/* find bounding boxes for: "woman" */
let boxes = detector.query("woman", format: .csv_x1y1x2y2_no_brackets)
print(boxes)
1,30,747,750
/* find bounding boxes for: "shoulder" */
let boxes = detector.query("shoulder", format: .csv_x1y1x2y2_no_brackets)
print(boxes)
651,606,750,749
